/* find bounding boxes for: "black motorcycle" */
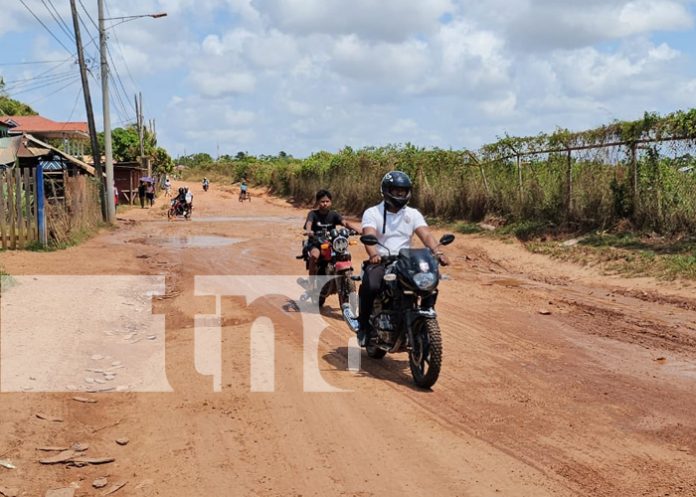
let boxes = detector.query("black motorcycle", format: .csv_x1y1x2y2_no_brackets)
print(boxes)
298,223,359,321
356,233,455,388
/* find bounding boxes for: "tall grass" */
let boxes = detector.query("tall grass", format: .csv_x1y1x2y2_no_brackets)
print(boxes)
178,143,696,235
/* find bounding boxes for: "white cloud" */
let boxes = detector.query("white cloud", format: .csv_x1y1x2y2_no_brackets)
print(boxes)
190,71,256,97
3,0,696,158
504,0,694,51
618,0,693,34
224,110,256,126
330,35,430,84
257,0,454,41
479,92,517,118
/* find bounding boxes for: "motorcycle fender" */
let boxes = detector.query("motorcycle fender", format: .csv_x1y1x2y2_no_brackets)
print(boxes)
335,260,352,272
417,308,437,319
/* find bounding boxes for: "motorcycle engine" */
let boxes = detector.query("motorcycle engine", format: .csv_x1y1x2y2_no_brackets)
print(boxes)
373,312,397,343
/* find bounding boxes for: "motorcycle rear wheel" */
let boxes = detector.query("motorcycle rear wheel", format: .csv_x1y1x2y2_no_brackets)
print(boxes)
409,318,442,389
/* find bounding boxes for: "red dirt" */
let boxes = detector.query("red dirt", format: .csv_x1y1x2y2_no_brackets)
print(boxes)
1,181,695,496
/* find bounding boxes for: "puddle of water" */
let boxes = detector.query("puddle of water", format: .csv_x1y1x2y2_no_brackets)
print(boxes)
139,236,245,248
192,216,300,224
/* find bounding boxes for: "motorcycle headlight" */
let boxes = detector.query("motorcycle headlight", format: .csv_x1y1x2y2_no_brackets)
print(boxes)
413,272,437,290
332,236,349,254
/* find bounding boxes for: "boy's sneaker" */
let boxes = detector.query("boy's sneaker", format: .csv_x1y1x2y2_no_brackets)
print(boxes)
356,325,371,347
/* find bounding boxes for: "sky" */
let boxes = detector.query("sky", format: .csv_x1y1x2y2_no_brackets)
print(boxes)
1,0,696,159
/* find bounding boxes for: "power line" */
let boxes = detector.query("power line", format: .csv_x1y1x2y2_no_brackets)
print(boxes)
0,59,68,66
3,70,78,95
41,0,75,43
17,75,81,100
78,0,99,31
107,45,136,114
9,74,80,98
105,1,139,96
2,69,75,87
19,0,74,56
109,72,131,125
28,77,81,105
104,1,137,112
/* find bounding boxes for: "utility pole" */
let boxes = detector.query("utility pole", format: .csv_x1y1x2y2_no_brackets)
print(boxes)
70,0,106,220
98,0,116,224
135,92,150,176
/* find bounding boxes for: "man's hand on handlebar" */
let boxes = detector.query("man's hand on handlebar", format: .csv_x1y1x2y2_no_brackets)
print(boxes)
368,254,381,265
435,252,450,266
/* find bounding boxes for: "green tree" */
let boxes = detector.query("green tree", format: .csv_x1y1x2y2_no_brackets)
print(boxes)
0,78,38,116
152,146,174,174
111,126,141,161
175,153,215,167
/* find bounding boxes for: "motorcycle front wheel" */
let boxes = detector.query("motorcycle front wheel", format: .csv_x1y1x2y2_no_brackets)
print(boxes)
409,318,442,389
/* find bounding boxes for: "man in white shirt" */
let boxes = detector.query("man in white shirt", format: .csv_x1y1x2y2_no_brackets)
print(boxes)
358,171,450,346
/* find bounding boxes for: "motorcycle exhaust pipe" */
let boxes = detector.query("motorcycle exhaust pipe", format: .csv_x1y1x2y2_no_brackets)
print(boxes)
342,303,360,332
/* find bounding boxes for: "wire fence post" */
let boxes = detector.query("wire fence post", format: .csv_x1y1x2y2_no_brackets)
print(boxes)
566,148,572,219
516,154,523,203
630,142,639,218
36,164,47,246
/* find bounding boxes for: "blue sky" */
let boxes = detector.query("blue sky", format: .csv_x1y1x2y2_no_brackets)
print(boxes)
1,0,696,159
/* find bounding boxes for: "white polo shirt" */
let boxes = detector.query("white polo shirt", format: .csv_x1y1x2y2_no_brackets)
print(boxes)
361,202,427,256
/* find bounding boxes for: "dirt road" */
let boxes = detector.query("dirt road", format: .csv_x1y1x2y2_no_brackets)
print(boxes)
1,182,695,496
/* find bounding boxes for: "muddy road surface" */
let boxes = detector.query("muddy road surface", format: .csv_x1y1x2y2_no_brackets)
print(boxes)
1,182,695,496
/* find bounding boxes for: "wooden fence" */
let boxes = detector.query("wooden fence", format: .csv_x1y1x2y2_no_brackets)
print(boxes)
0,168,40,250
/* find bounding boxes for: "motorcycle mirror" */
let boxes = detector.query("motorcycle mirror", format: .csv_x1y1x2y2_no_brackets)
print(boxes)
360,234,379,246
439,234,455,246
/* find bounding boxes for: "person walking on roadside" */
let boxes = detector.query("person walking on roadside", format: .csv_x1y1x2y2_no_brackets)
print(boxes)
138,181,146,209
146,181,155,207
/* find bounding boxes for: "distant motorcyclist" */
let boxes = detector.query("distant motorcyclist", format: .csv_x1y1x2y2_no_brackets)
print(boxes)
357,171,449,346
184,186,193,212
202,177,209,191
172,187,187,215
303,189,361,278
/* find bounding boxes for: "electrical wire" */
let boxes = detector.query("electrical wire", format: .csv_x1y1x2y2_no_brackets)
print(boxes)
41,0,75,43
107,45,136,114
104,1,137,113
109,72,131,125
58,85,84,130
15,76,80,100
0,59,68,66
18,0,74,56
28,77,81,105
2,70,78,95
105,2,139,95
2,69,76,87
78,0,99,31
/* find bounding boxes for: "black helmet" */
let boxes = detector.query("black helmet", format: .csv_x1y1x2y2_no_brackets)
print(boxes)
178,187,184,194
380,171,412,210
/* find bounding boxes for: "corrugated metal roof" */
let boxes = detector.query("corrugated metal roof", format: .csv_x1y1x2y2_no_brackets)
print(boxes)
0,136,22,165
0,115,88,134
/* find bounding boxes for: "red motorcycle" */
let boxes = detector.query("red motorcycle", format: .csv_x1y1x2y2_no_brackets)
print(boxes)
298,224,359,320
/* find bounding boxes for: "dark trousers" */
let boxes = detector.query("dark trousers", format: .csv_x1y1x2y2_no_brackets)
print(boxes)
358,263,385,328
139,194,145,208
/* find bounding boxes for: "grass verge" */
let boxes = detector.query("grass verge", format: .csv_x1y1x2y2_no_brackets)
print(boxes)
456,220,696,281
